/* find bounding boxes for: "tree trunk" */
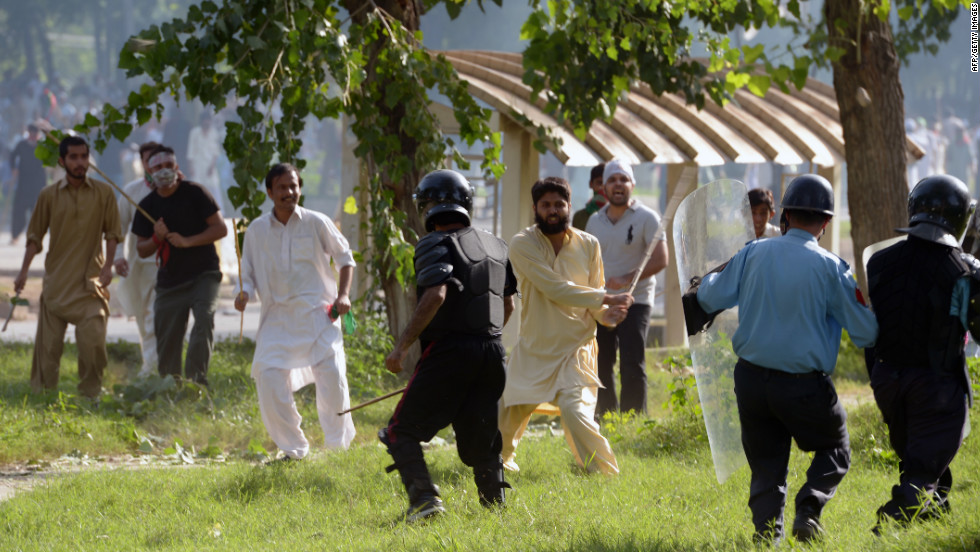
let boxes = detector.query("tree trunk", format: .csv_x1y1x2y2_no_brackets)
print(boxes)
825,0,908,293
344,0,427,370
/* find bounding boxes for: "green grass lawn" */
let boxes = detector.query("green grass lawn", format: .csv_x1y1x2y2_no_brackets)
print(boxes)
1,339,978,551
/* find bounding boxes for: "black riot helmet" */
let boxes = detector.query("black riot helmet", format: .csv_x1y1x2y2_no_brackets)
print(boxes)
781,174,834,216
899,174,976,247
414,169,474,232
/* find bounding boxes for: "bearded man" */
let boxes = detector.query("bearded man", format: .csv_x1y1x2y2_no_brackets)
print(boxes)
498,176,632,475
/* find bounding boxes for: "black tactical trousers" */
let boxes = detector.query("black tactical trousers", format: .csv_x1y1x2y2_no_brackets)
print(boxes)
871,360,968,521
384,334,506,489
734,359,851,538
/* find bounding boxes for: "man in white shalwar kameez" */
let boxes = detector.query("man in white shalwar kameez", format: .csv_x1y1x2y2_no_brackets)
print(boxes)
114,142,161,377
235,163,356,459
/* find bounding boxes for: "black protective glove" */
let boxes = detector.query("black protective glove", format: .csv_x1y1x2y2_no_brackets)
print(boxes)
681,261,730,337
682,276,723,336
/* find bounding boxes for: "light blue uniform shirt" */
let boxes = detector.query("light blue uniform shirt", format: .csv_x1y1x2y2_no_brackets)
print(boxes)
697,228,878,374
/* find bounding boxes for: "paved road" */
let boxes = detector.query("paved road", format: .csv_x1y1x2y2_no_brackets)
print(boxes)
0,229,260,343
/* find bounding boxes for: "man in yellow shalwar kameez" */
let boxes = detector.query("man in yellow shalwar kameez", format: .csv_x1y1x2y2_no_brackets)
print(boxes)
500,177,633,476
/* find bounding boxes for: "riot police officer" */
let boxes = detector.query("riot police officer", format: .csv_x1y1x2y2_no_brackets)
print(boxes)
381,169,518,522
695,174,878,543
867,175,977,532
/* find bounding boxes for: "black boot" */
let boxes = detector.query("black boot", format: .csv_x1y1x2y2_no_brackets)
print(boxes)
474,464,512,507
406,478,445,523
379,428,445,522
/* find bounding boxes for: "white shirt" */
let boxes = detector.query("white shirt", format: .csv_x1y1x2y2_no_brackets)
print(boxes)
118,177,157,266
240,207,357,375
762,223,781,238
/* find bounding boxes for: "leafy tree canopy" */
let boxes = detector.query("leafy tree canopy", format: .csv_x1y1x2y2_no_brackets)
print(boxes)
34,0,969,319
520,0,965,139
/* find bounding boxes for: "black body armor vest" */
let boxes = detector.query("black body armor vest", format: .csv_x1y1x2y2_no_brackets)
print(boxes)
867,237,970,382
415,227,509,341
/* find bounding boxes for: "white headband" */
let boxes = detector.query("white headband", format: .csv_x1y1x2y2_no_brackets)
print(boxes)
148,152,176,169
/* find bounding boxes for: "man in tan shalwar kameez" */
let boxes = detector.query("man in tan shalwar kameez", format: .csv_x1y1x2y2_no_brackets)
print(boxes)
13,135,121,399
499,177,632,476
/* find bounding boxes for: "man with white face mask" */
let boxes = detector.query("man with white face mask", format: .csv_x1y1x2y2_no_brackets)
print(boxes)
132,145,228,386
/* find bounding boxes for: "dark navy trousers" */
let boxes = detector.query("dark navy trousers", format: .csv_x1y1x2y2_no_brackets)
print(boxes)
734,359,851,537
871,360,969,521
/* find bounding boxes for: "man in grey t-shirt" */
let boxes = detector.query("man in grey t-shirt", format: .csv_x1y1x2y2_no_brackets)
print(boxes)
585,160,668,416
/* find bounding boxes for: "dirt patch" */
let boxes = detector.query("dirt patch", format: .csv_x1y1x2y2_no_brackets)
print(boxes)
0,453,220,503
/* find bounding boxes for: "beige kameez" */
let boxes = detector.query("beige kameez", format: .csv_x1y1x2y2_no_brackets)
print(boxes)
26,177,121,397
500,226,619,475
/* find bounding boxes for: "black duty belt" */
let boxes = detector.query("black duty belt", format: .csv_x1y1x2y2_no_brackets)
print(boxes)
737,358,824,379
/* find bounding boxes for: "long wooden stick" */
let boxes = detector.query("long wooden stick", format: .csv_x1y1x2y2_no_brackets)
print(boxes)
626,164,697,295
233,218,244,344
337,386,406,416
87,164,157,226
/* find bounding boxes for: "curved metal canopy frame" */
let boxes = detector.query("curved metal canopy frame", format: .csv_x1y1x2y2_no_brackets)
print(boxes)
440,49,921,168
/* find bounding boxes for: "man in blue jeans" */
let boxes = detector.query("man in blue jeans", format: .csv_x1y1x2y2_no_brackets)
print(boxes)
132,145,227,386
695,174,878,543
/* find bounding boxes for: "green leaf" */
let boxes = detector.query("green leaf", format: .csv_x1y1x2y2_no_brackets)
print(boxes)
34,139,60,166
825,46,847,63
227,186,247,208
747,75,771,96
790,67,809,90
136,107,152,126
725,71,751,89
343,195,358,215
873,0,891,22
742,43,765,65
246,36,266,50
772,65,791,84
109,123,133,143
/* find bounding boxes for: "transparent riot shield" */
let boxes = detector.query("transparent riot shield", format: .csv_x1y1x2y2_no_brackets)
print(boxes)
673,179,755,484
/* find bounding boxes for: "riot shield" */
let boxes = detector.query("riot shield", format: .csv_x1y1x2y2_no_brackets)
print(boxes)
673,179,755,484
961,207,980,256
861,236,906,274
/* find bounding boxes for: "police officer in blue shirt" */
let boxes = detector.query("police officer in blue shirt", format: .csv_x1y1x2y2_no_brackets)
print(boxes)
695,174,878,543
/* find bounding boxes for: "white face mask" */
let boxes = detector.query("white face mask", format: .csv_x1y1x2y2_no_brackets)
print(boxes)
152,168,178,188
